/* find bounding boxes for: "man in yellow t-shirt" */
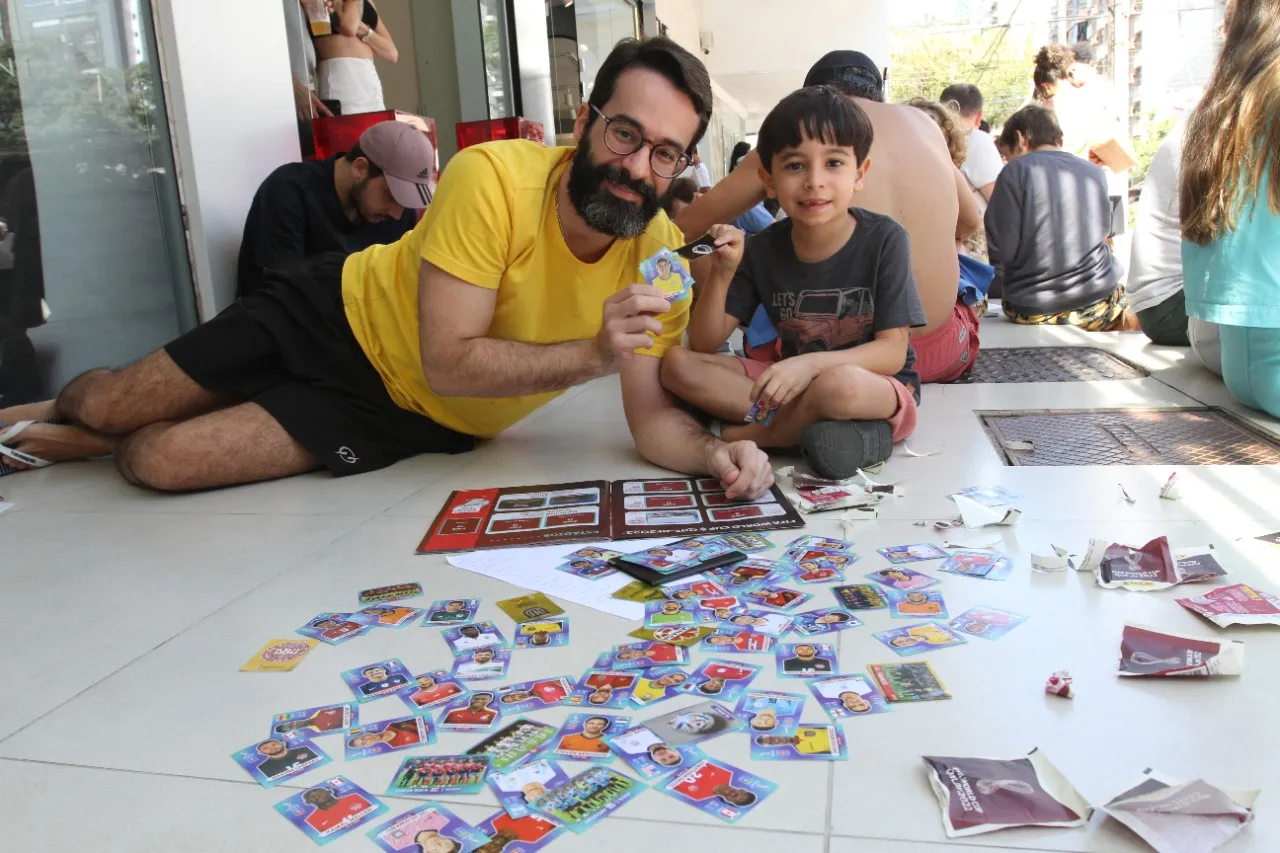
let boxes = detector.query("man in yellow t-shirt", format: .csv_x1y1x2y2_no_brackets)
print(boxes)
4,37,774,499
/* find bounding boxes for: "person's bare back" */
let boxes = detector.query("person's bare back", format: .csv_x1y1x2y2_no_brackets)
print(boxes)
847,99,963,335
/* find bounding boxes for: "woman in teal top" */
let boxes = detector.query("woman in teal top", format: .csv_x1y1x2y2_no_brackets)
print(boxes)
1180,0,1280,418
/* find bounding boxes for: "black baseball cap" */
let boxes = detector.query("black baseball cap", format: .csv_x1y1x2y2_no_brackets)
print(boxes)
804,50,884,95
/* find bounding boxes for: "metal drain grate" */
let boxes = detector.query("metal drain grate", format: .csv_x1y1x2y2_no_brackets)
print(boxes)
950,347,1149,383
981,408,1280,466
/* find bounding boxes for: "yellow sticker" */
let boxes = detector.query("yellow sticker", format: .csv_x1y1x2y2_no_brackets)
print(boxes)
240,638,319,672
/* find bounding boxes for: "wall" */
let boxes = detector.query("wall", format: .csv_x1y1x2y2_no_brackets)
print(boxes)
414,0,464,163
654,0,702,53
374,0,422,113
154,0,301,317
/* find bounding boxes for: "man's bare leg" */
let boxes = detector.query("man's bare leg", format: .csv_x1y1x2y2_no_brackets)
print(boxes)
0,349,236,472
659,348,757,422
0,399,58,423
722,364,898,448
116,402,319,492
58,349,233,432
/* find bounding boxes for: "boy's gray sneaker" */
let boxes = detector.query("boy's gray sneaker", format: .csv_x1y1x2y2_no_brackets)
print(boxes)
800,420,893,480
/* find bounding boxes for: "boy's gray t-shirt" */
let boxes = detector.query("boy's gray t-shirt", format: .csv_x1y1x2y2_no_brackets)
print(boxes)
724,208,929,400
984,150,1121,314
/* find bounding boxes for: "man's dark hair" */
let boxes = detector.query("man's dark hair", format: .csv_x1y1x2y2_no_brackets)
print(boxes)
1033,44,1075,89
756,86,874,171
587,37,713,151
1070,41,1095,66
817,70,882,102
344,142,384,178
939,83,984,118
999,103,1064,151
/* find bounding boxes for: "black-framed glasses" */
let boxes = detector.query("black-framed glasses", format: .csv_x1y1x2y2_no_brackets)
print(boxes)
591,105,691,179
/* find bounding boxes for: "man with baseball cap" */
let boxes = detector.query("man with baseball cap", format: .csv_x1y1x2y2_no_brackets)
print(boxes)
237,120,435,298
678,50,985,386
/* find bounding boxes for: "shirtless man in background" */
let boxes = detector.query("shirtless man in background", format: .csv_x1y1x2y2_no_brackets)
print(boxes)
677,51,982,384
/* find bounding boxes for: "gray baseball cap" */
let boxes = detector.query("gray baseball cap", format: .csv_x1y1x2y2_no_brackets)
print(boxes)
358,120,436,208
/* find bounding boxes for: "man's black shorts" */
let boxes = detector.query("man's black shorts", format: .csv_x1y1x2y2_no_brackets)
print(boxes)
165,253,474,476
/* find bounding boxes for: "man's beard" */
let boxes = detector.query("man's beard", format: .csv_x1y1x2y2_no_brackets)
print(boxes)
566,136,673,238
348,177,379,225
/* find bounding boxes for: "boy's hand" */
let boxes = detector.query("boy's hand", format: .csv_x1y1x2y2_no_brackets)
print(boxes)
750,357,821,410
706,224,745,279
705,440,774,501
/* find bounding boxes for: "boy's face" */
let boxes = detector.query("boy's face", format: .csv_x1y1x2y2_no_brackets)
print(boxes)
760,134,869,227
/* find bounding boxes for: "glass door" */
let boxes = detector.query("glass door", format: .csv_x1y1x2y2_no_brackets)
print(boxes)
0,0,194,406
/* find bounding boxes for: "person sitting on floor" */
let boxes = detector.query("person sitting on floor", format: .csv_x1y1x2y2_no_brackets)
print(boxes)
676,50,983,385
1128,117,1195,347
985,104,1138,331
939,83,1003,205
660,86,927,479
237,120,427,298
1180,0,1280,418
0,37,773,497
906,97,996,314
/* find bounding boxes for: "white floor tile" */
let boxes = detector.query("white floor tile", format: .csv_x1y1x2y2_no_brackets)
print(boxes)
0,510,365,739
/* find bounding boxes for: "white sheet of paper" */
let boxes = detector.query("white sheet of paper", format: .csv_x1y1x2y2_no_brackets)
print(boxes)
0,501,12,515
953,494,1021,529
447,539,676,621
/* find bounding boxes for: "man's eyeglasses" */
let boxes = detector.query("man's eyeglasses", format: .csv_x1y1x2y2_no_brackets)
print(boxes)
591,105,691,179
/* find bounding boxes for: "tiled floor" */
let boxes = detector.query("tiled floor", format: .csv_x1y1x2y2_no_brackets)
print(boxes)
2,317,1278,852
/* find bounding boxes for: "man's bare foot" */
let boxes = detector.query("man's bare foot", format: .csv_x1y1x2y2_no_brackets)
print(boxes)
0,399,58,424
0,422,116,471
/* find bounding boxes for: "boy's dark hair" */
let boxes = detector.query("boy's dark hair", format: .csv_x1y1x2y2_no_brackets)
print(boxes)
344,142,384,178
999,104,1063,152
587,37,713,151
1033,44,1075,90
756,86,874,171
1070,41,1095,66
939,83,983,117
661,177,698,217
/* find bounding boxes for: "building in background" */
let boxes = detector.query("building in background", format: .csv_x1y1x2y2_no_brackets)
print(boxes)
1128,0,1226,121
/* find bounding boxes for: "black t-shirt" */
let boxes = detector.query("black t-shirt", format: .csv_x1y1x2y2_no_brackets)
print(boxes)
724,208,928,400
236,155,414,298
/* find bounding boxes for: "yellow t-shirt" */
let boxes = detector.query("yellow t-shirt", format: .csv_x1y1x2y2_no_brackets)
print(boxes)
342,140,689,437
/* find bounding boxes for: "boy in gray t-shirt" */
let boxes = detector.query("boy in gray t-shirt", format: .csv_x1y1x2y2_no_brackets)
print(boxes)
660,87,927,479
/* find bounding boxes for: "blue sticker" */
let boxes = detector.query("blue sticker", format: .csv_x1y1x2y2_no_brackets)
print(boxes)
274,776,387,846
386,754,492,796
733,689,806,733
343,715,435,761
487,758,573,820
341,658,413,703
367,801,489,853
791,607,863,636
657,751,778,824
550,713,631,763
807,673,892,720
232,732,331,789
423,598,480,625
775,642,838,678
